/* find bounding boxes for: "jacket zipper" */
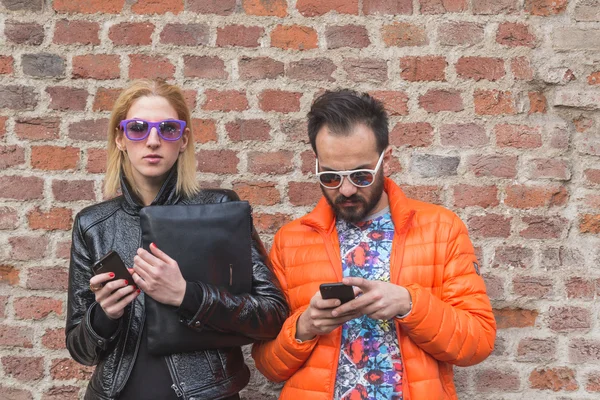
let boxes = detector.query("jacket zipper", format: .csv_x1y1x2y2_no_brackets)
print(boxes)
166,355,184,398
112,298,145,396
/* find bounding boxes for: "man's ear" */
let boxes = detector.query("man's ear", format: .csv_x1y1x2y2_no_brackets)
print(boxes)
382,146,393,176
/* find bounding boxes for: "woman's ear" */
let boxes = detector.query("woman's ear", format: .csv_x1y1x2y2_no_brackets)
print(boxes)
179,127,190,153
115,128,126,152
382,146,393,176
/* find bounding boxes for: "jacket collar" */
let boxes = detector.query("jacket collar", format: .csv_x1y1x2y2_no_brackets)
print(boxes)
120,166,182,215
300,177,415,234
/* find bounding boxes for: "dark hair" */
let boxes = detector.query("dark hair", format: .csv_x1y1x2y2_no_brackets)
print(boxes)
307,89,389,155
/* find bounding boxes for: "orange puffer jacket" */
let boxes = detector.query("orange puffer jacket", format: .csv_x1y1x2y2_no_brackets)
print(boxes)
252,178,496,400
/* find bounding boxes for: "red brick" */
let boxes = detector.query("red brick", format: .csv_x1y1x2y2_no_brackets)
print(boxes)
297,0,358,16
0,176,43,201
419,0,466,14
183,56,227,79
0,145,25,169
467,154,518,178
15,117,60,140
472,0,518,14
187,0,236,14
183,90,197,110
27,207,73,231
438,22,484,46
281,119,308,143
288,182,321,206
68,119,109,141
196,150,239,174
53,0,124,13
494,308,538,329
53,178,96,200
588,71,600,85
160,23,208,46
541,247,584,270
31,146,79,170
525,0,567,15
0,116,6,139
56,240,72,260
506,185,568,209
93,88,121,111
288,58,336,82
226,119,271,142
217,25,263,47
455,57,505,81
248,151,293,174
50,358,93,380
574,115,594,133
363,0,412,14
382,23,428,47
529,367,578,391
46,86,88,111
0,85,37,109
14,297,62,320
517,337,557,362
467,214,512,238
108,22,154,45
42,386,80,400
527,158,570,180
418,89,463,112
232,181,281,206
483,275,504,300
271,25,318,50
390,122,433,147
474,90,516,115
343,58,388,83
440,123,488,147
242,0,287,16
402,185,443,205
580,214,600,234
492,246,534,269
0,207,18,230
129,54,174,79
495,124,542,149
73,55,120,80
0,386,32,400
238,57,284,80
0,56,13,75
27,267,68,290
513,276,553,298
369,91,409,116
202,90,248,112
191,119,217,144
400,56,446,81
453,184,498,208
588,373,600,392
0,296,5,318
53,20,99,45
511,56,534,80
497,23,536,47
131,0,183,14
259,90,302,113
0,325,33,348
585,169,600,184
4,22,44,45
42,328,66,350
529,92,547,114
2,356,44,381
87,148,107,173
10,236,48,260
253,213,293,234
326,25,370,49
520,216,568,239
0,265,19,286
583,193,600,209
475,369,520,392
565,277,595,299
300,150,315,174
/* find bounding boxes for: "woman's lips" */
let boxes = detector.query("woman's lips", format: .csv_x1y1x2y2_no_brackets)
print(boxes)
143,154,162,164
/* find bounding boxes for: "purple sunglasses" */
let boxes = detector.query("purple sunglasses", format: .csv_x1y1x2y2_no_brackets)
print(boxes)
119,119,186,141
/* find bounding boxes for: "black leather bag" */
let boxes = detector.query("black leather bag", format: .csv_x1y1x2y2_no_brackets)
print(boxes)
139,201,254,356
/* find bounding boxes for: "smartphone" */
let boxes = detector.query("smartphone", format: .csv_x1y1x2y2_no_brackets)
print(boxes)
320,283,355,305
92,251,135,288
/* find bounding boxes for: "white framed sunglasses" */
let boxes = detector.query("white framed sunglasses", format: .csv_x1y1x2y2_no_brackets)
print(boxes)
315,152,385,189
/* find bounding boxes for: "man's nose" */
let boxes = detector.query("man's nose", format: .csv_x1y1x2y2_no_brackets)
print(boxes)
338,176,357,197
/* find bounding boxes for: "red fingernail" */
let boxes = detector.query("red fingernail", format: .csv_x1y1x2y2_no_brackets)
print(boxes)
109,273,115,278
150,242,156,248
137,289,141,294
124,280,128,285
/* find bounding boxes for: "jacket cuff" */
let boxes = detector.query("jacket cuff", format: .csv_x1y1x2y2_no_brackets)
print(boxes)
176,282,202,321
281,307,319,353
85,303,122,350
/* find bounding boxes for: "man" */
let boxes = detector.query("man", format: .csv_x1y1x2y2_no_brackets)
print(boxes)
252,90,496,400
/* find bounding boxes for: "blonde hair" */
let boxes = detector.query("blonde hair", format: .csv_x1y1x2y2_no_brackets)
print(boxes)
104,79,199,198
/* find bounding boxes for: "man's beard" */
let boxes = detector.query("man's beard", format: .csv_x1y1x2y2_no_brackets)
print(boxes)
322,173,385,223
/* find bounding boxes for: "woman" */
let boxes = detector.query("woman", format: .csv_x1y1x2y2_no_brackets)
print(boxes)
66,79,288,400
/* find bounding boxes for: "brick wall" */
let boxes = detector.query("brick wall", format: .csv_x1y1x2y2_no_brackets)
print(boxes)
0,0,599,399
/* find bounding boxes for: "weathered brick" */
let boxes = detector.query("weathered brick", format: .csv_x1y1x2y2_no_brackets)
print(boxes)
242,0,287,16
453,185,498,208
517,337,557,362
369,91,409,116
187,0,236,14
42,385,80,400
497,23,536,47
196,150,239,174
232,181,281,206
0,85,37,109
46,86,88,111
87,148,107,173
554,89,600,110
0,56,13,75
0,386,32,400
2,356,44,381
238,57,284,80
183,56,227,79
411,154,459,178
27,267,68,290
281,119,308,142
253,213,293,234
419,89,463,112
475,369,520,392
68,119,109,141
16,117,59,140
525,0,567,16
259,90,301,113
56,240,72,260
472,0,518,14
438,22,484,46
511,56,534,80
50,358,93,380
513,276,553,298
0,176,43,200
585,169,600,185
343,58,388,83
0,145,25,169
226,119,271,142
93,88,121,111
53,20,99,45
22,53,65,77
42,328,66,350
492,246,534,269
271,25,317,50
529,367,578,391
288,182,321,206
27,207,73,230
31,146,79,170
587,372,600,392
553,28,600,50
52,180,95,202
574,0,600,22
131,0,183,14
390,122,433,147
440,123,488,147
467,154,518,178
520,216,568,239
53,0,124,13
0,325,33,348
541,247,585,270
382,23,428,47
129,54,174,79
297,0,358,16
495,124,542,149
494,308,538,329
14,297,62,320
363,0,412,14
402,185,443,205
455,57,505,81
526,158,570,180
4,21,44,45
248,151,294,174
565,277,595,299
288,58,336,81
580,214,600,234
160,23,209,46
419,0,466,14
400,56,446,81
202,90,248,112
73,55,120,80
326,25,370,49
483,275,505,300
0,265,19,285
0,207,18,230
474,90,516,115
191,119,217,144
108,22,154,45
216,25,263,47
467,214,512,238
528,92,547,114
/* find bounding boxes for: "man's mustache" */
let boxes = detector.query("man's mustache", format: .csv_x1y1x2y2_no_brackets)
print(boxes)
335,194,365,204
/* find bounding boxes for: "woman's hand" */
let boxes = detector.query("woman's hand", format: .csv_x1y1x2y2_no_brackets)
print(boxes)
131,243,187,307
89,272,139,320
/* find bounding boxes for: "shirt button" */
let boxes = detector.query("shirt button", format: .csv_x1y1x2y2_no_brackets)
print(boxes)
194,321,200,326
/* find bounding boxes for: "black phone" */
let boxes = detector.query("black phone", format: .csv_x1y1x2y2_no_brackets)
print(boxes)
320,283,355,304
92,251,135,287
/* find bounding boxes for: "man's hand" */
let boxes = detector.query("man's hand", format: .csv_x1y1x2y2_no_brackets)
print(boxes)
331,277,412,320
131,243,187,307
296,288,362,341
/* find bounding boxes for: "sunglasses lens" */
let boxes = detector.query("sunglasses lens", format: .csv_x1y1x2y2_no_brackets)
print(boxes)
349,171,374,187
159,121,182,140
319,173,343,188
125,120,149,140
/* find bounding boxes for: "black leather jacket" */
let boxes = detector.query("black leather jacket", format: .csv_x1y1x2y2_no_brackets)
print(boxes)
66,170,288,400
